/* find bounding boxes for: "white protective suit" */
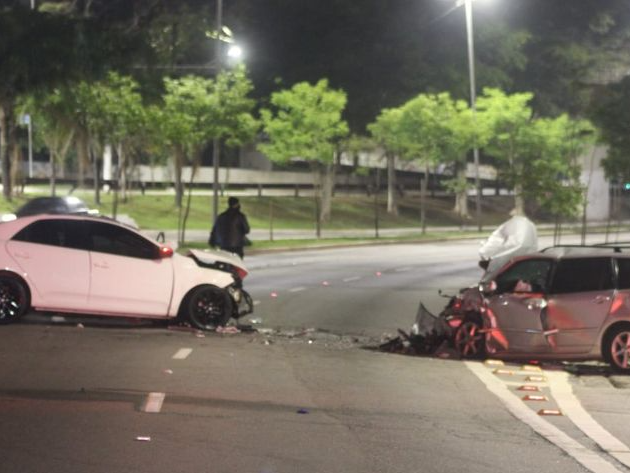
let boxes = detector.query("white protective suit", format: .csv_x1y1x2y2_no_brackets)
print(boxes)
478,215,538,272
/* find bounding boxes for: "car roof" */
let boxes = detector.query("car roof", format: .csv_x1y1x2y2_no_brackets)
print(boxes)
0,213,140,241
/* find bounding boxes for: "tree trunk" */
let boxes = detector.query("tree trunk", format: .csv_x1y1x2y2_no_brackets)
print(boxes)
117,143,127,203
513,182,525,215
76,128,89,189
50,151,57,196
0,100,15,200
174,145,185,208
10,139,23,196
318,162,334,223
420,163,428,235
453,165,469,219
386,154,398,215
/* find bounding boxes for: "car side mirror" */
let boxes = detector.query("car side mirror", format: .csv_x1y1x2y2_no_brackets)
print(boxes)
479,280,497,296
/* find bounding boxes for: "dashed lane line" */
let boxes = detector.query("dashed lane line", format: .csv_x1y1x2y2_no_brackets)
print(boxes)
342,276,361,282
141,392,166,413
547,370,630,469
289,286,306,293
172,348,193,360
466,361,624,473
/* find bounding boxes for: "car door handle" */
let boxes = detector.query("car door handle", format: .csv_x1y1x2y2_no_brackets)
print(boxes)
13,251,30,259
93,262,109,269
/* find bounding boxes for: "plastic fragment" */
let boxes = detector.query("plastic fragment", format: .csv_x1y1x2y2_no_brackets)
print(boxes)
375,271,382,277
322,281,329,286
76,323,84,329
270,292,278,298
135,436,151,442
217,326,240,334
249,317,263,325
163,369,173,375
297,409,309,414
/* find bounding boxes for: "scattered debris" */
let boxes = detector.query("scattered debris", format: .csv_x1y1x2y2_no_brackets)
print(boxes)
76,323,84,329
217,326,241,334
163,369,173,375
249,317,263,325
296,408,309,414
135,436,151,442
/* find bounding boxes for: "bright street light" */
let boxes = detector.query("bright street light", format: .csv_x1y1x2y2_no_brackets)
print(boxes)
448,0,483,231
227,44,243,60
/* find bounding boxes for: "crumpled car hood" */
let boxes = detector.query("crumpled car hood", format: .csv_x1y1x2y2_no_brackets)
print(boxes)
187,248,248,275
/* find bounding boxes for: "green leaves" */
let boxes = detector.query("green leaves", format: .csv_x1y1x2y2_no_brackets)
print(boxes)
259,79,349,166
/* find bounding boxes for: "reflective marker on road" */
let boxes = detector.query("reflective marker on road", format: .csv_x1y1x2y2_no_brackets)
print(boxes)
141,392,166,413
172,348,193,360
538,409,563,416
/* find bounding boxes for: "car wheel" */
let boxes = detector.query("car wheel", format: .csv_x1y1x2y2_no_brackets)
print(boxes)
454,319,485,359
0,276,29,324
604,326,630,373
187,285,233,331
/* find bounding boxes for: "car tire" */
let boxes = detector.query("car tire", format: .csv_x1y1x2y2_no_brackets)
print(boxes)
0,275,29,325
603,326,630,373
454,317,485,359
187,285,233,331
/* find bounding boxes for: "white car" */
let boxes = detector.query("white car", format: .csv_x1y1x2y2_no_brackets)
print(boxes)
0,214,252,330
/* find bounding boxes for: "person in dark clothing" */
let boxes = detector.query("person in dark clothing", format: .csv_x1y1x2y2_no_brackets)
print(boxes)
209,197,250,258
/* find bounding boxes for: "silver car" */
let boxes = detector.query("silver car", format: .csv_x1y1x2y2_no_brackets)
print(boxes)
453,245,630,372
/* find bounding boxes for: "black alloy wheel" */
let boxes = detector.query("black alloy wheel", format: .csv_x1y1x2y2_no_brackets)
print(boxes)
454,319,486,359
187,285,233,330
0,276,28,324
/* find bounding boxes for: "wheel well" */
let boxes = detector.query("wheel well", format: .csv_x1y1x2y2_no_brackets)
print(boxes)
176,284,219,321
0,271,31,307
602,322,630,347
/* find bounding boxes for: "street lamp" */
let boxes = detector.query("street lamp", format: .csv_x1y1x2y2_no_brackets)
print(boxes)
454,0,483,231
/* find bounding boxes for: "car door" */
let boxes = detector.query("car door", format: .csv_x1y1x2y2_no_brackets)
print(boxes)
6,218,91,311
86,221,174,316
545,257,615,354
485,258,553,354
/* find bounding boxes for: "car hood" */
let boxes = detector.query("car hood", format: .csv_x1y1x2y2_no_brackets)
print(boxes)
187,248,248,274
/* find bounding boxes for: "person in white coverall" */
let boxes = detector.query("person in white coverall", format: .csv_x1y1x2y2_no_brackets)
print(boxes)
478,213,538,273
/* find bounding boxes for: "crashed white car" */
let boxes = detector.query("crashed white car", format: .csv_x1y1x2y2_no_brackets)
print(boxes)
0,214,252,330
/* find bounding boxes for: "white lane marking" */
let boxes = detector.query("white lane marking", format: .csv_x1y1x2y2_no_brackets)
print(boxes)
141,392,166,413
343,276,361,282
547,370,630,468
172,348,193,360
289,286,306,293
395,267,411,272
465,361,623,473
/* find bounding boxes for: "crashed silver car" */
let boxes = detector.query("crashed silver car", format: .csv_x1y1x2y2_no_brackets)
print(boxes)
445,244,630,372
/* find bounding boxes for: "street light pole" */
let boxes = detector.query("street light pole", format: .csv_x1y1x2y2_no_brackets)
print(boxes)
464,0,482,232
212,0,224,223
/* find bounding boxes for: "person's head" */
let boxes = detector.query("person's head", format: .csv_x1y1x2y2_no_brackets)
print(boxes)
228,197,240,209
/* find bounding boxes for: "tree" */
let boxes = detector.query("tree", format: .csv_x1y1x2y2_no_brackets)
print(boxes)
368,108,405,215
476,88,535,215
82,72,145,216
18,89,78,196
259,79,349,237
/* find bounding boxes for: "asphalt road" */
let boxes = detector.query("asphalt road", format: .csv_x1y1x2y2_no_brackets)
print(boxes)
3,239,630,473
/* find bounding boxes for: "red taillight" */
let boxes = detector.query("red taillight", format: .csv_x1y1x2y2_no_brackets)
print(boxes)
159,245,174,258
236,267,248,279
453,299,462,310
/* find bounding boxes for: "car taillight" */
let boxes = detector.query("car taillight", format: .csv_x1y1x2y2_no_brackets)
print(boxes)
159,245,174,258
236,267,248,280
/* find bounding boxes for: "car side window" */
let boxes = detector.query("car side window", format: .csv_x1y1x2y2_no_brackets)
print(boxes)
11,219,87,250
550,258,614,294
494,259,552,294
87,221,158,260
617,258,630,289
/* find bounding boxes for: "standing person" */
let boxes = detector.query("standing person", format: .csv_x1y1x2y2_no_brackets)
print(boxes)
209,197,251,258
